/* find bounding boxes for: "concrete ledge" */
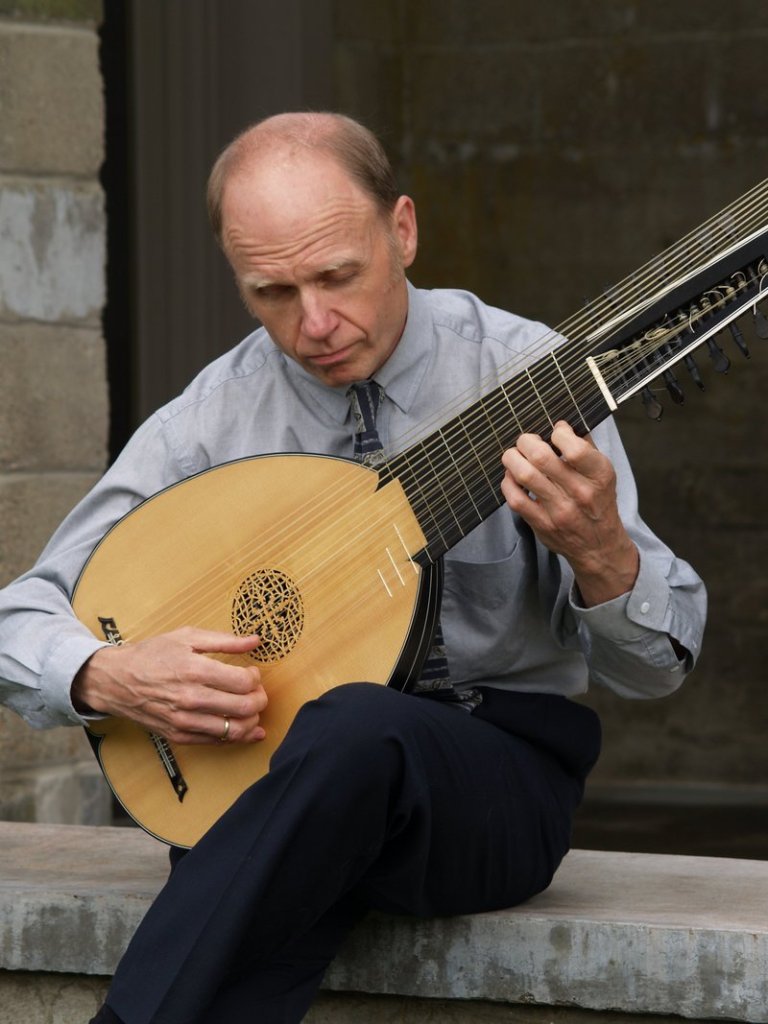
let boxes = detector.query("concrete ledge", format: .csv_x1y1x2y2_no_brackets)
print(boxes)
0,821,166,976
325,851,768,1022
1,822,766,1022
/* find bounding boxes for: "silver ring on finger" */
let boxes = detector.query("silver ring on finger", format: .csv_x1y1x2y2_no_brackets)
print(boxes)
218,716,231,743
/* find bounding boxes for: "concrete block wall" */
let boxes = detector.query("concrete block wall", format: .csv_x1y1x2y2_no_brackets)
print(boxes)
0,0,111,824
333,1,768,793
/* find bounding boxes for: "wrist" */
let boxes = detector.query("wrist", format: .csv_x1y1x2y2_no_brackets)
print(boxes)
572,538,640,608
71,646,116,715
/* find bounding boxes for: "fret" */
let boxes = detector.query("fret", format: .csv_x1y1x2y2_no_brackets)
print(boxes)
476,393,508,456
451,398,515,507
524,367,554,430
498,382,524,435
519,354,593,439
436,427,483,524
454,411,500,505
420,433,466,538
552,351,591,434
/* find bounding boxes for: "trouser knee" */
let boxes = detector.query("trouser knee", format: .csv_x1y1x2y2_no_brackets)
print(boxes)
283,681,412,755
269,682,440,814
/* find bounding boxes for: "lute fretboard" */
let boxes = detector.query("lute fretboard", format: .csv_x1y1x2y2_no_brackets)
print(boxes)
383,180,768,563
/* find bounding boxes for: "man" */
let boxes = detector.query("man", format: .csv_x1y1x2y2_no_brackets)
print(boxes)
0,113,705,1023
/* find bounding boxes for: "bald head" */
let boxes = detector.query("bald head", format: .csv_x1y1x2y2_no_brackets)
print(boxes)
210,113,418,387
207,113,400,248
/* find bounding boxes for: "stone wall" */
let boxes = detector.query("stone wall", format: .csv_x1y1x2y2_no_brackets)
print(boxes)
333,1,768,793
0,0,110,823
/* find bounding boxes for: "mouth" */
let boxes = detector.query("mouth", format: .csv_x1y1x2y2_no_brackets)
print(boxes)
308,342,358,368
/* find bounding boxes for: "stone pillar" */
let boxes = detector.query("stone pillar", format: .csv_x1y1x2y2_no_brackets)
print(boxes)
0,0,111,824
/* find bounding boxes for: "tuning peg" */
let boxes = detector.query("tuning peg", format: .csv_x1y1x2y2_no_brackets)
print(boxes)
641,386,663,420
753,304,768,339
729,322,750,358
706,338,730,373
663,370,685,404
684,355,704,390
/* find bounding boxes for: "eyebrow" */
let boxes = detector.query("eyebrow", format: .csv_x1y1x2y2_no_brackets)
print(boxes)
241,258,363,292
241,274,279,291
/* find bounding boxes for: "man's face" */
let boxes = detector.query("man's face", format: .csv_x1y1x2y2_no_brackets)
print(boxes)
220,152,417,387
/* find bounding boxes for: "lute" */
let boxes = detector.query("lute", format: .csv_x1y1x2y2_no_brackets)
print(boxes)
73,179,768,847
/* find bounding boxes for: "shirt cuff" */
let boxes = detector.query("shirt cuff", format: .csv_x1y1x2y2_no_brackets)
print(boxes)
39,632,110,725
569,551,672,641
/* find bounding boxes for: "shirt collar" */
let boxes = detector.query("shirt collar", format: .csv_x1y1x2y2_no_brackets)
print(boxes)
280,280,434,422
374,281,434,413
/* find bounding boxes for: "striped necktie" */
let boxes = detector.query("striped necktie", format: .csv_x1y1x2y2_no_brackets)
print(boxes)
347,379,469,703
348,378,387,467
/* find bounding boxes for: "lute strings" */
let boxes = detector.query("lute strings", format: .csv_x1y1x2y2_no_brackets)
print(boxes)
386,179,768,543
107,180,768,648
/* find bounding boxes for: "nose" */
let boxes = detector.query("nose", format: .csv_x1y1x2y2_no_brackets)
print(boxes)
299,288,338,341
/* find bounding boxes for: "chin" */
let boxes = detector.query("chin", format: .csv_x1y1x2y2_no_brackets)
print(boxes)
326,368,364,387
310,360,372,387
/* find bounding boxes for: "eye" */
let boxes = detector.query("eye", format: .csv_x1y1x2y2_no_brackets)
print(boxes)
253,284,294,302
322,267,358,288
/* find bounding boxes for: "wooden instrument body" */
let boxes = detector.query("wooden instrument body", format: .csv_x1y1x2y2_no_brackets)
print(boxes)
72,453,432,847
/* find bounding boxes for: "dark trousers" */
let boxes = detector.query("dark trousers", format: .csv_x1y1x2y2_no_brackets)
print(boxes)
105,682,600,1024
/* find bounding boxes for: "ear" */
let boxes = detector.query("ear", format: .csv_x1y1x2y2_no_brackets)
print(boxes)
392,195,418,268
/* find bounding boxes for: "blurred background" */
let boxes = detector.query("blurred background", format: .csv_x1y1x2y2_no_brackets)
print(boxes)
0,0,766,857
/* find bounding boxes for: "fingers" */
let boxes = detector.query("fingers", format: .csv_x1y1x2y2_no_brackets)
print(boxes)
73,627,270,745
145,695,268,746
185,628,263,657
167,627,263,695
500,420,611,545
549,421,606,483
500,433,565,523
500,422,639,605
501,423,610,514
152,663,268,746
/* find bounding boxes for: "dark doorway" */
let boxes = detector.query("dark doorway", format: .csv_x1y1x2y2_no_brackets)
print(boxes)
101,0,334,456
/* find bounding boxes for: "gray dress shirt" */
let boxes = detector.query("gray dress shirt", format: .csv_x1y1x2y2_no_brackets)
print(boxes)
0,283,707,729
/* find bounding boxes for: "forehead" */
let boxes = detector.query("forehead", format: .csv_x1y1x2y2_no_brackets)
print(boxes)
221,151,381,267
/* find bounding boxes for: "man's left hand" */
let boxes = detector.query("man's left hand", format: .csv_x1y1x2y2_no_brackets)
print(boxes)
501,421,639,607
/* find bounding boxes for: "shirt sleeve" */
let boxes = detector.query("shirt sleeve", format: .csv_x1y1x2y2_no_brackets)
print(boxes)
0,414,186,729
557,418,707,699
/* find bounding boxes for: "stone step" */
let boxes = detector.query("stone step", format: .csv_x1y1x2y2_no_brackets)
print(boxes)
0,821,766,1022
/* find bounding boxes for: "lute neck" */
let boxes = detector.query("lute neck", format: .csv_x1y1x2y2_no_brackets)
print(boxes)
383,351,612,563
382,178,768,565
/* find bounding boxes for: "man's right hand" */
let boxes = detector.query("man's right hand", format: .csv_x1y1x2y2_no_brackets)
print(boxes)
71,627,267,744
